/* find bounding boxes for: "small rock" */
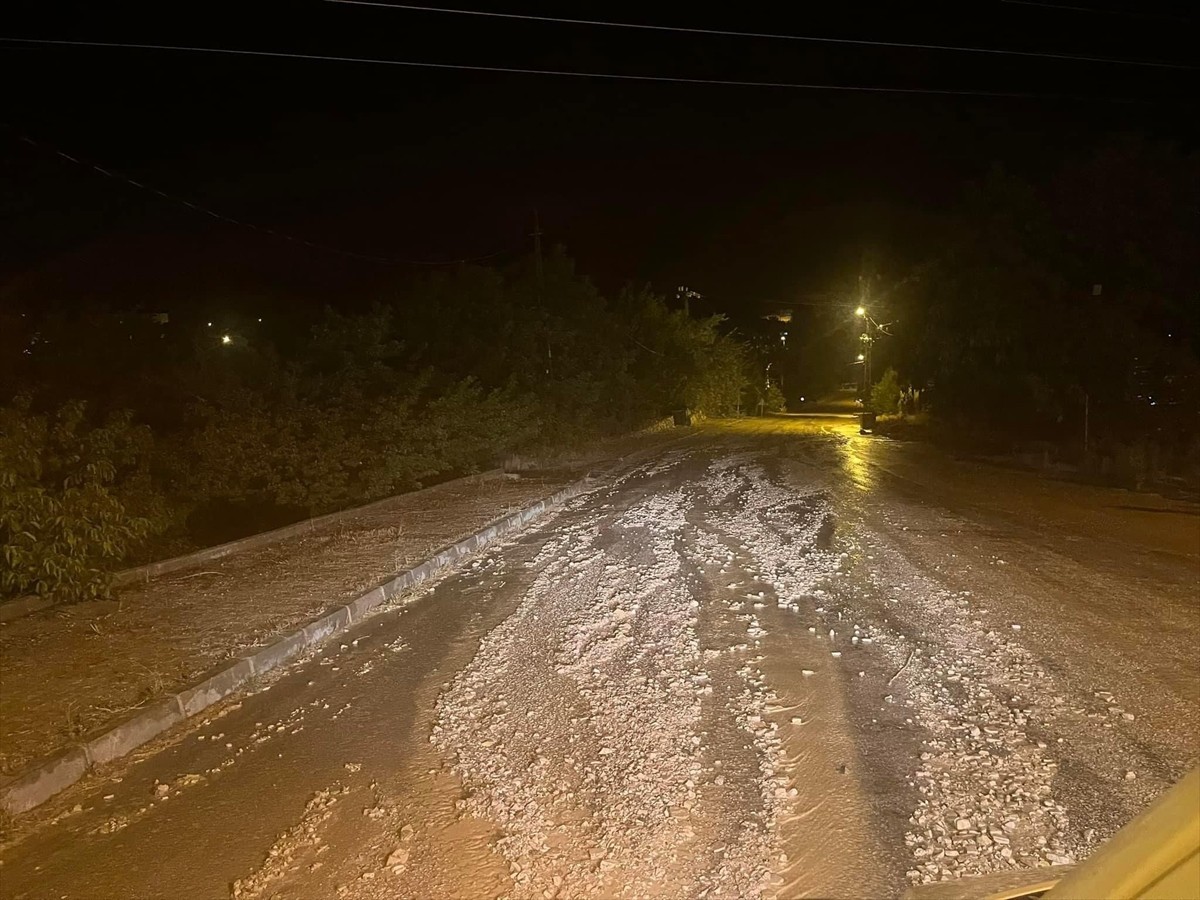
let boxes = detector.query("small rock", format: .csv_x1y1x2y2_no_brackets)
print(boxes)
386,847,410,868
1125,771,1137,781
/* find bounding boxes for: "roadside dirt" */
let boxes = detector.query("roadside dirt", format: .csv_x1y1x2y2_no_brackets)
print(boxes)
0,430,683,780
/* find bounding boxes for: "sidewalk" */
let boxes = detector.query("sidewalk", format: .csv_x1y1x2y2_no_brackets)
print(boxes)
0,430,683,784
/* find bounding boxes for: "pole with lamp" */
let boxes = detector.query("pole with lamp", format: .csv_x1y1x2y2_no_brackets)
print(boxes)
854,304,894,434
855,305,872,397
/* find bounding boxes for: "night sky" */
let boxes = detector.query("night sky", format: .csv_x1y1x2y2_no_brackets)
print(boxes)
2,1,1196,319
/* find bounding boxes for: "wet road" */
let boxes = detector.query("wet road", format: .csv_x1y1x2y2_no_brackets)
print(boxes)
1,418,1197,899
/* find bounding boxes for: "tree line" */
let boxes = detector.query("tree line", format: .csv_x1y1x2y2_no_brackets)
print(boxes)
875,137,1199,478
1,249,757,602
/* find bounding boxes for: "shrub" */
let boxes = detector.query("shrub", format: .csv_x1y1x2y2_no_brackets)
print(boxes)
0,399,166,602
761,383,787,414
871,368,903,415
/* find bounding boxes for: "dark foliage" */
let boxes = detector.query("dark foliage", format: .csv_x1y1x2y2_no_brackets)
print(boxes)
1,252,747,601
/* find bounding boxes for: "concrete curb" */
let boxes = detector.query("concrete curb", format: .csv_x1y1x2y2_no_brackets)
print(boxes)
0,469,505,625
0,477,595,817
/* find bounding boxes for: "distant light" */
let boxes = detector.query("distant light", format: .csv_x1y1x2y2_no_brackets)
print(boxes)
857,353,865,361
221,334,232,345
855,306,866,317
800,396,806,402
257,318,263,323
207,321,213,327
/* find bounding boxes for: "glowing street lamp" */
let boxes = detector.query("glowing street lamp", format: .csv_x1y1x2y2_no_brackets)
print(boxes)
221,334,233,345
856,353,865,361
855,306,866,317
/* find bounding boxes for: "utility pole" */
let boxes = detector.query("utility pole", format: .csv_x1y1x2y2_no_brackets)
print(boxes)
532,208,544,290
1083,392,1090,456
532,209,549,376
860,270,872,398
676,285,702,317
855,298,894,432
864,318,873,399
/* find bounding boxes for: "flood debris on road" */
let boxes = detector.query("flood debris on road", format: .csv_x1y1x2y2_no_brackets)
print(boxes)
1,421,1195,900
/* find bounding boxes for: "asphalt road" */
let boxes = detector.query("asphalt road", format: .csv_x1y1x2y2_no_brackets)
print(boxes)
1,418,1196,899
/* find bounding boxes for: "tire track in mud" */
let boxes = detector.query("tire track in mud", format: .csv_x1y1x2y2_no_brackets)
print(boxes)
431,454,818,898
770,450,1081,889
431,444,1090,898
431,450,880,899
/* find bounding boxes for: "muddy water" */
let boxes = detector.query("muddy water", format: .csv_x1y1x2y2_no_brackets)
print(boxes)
0,539,539,899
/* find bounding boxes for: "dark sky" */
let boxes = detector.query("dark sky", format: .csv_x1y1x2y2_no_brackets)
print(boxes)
2,0,1196,318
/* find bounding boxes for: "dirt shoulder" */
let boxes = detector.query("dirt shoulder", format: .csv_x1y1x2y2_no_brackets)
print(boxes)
0,429,686,780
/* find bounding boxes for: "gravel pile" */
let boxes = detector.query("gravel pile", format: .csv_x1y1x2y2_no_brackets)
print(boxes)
431,455,827,898
821,526,1077,886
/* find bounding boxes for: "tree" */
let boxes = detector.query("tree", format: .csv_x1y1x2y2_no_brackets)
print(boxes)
0,399,167,601
871,368,902,415
5,250,760,562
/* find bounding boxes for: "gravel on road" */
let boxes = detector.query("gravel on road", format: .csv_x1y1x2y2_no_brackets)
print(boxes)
1,418,1195,900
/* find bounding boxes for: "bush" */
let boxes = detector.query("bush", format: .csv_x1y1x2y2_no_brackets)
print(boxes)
6,253,759,566
0,400,167,602
871,368,903,415
761,383,787,413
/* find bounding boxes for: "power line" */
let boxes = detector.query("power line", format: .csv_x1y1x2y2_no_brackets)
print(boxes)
0,36,1166,102
998,0,1196,23
13,132,522,267
324,0,1196,70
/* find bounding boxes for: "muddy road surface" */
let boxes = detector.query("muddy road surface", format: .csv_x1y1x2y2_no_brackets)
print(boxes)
2,418,1196,899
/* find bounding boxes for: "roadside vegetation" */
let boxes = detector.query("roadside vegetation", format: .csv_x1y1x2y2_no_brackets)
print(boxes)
875,139,1199,486
1,250,749,602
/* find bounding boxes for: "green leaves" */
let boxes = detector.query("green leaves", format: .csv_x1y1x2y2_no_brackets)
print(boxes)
0,400,164,602
871,369,903,416
5,251,756,577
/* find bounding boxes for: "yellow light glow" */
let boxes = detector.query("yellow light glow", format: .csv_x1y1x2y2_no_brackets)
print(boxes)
857,353,865,361
855,306,866,317
221,334,232,345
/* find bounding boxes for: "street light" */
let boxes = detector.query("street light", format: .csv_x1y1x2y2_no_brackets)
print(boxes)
221,334,232,345
856,353,865,361
855,306,866,317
